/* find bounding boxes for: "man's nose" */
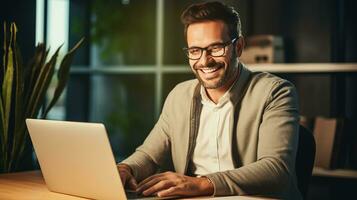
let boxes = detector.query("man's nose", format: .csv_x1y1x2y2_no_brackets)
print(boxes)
197,50,212,66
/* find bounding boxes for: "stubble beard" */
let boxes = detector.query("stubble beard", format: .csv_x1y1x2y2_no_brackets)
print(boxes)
193,53,238,89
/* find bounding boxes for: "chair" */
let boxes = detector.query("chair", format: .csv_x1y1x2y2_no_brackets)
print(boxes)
295,125,316,199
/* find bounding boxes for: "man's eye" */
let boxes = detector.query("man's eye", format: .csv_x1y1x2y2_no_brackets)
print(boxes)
188,48,201,55
209,45,224,52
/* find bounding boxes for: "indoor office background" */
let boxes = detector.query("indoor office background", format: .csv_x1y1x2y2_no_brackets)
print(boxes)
1,0,357,200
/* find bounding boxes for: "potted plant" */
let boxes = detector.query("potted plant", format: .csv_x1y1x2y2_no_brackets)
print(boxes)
0,22,84,172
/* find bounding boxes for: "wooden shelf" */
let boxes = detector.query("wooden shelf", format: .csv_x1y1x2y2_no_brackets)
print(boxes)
246,63,357,73
312,167,357,179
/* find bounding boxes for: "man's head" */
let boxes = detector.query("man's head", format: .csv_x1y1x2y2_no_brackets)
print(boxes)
181,1,244,90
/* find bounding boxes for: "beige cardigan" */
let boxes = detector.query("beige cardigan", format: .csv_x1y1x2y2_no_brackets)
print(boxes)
122,64,302,200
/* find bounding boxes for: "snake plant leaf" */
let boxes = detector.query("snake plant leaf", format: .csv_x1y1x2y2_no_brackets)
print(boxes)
0,22,8,155
2,24,15,154
11,128,28,170
2,22,8,84
24,44,44,93
11,23,25,167
42,37,84,118
26,45,61,118
0,93,5,164
24,45,48,109
0,22,8,170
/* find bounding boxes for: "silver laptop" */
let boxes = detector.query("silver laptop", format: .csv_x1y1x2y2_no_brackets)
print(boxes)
26,119,174,200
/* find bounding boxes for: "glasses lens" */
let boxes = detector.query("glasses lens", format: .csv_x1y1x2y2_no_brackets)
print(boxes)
210,45,225,57
187,48,201,59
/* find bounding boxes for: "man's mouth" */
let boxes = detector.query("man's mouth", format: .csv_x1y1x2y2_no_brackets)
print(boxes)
201,67,218,73
198,65,223,74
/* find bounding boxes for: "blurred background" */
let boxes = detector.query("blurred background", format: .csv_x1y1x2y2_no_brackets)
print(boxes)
1,0,357,199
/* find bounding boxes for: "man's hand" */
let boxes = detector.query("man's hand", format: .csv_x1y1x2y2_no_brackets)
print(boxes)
136,171,214,197
117,164,137,190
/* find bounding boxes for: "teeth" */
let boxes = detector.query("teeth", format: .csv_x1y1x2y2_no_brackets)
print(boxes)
201,67,218,73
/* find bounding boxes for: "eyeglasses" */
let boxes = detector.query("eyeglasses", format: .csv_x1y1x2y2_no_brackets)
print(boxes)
183,38,237,60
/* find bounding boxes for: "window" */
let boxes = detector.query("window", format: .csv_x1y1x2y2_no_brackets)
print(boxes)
37,0,70,120
42,0,238,161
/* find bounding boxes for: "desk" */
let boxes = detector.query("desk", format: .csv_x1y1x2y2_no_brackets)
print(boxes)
0,171,274,200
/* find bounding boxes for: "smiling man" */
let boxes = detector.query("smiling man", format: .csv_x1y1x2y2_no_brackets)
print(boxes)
118,1,302,199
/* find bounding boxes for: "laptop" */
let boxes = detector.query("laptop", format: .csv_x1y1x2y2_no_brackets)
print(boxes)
26,119,175,200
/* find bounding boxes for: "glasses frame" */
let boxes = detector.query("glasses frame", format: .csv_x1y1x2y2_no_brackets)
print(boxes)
183,37,237,60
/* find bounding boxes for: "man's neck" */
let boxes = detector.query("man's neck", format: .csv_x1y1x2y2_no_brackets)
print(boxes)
205,69,239,104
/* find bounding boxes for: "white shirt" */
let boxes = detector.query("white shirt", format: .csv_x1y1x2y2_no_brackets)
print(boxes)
192,86,235,175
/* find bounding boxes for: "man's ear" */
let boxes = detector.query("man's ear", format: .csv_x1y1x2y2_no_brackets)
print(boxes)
235,36,245,57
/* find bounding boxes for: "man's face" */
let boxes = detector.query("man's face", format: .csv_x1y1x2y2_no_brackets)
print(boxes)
186,20,239,89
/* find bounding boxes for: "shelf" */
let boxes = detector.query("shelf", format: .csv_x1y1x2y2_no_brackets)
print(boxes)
246,63,357,73
312,167,357,179
69,63,357,74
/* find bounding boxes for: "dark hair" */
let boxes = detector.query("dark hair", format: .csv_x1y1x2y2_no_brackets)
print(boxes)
180,1,242,40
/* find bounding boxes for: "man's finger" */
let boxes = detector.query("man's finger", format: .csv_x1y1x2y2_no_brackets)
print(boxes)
142,180,173,196
119,172,127,186
128,177,138,190
137,173,164,188
137,176,162,193
157,186,181,197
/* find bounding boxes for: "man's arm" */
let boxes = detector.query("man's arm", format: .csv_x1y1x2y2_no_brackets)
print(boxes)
205,80,300,197
119,89,174,183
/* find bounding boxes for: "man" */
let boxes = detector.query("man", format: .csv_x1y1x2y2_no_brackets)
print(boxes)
118,1,301,199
